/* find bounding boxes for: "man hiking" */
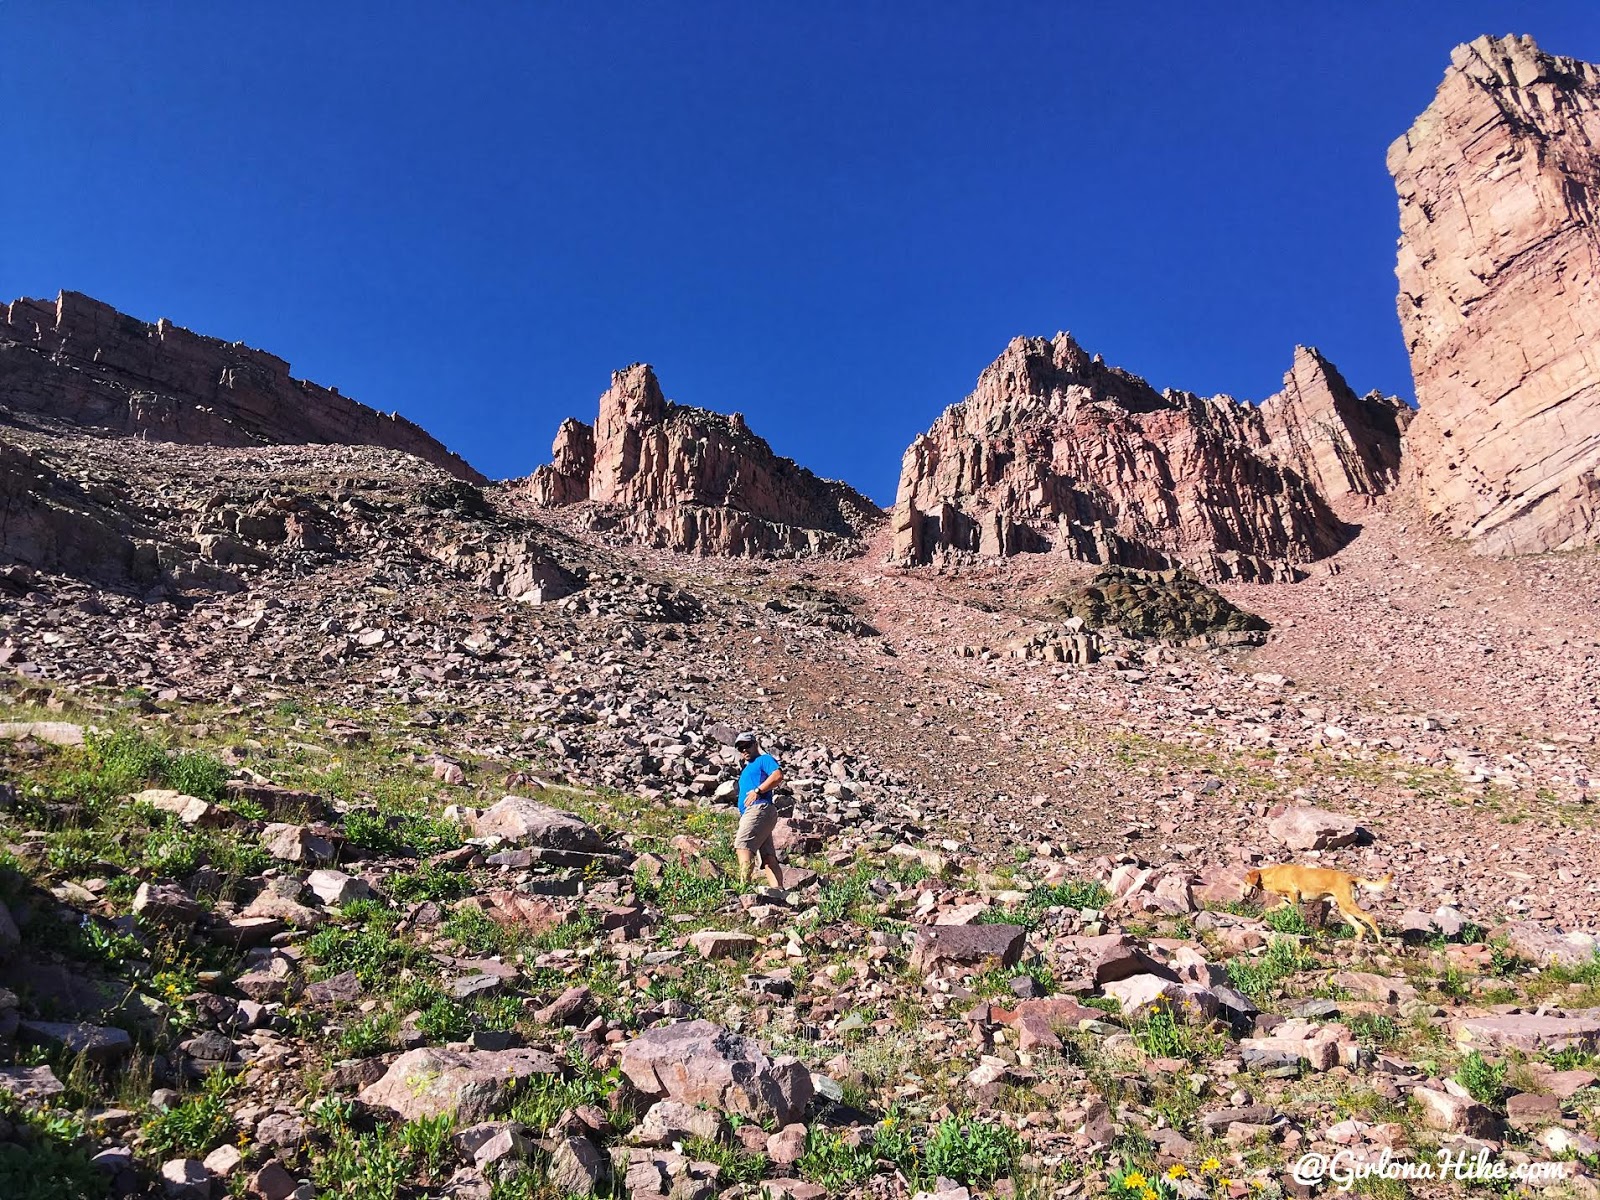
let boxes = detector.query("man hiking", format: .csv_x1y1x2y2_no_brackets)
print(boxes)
732,730,783,888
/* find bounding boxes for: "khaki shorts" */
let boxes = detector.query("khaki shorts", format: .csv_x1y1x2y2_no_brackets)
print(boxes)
734,801,778,853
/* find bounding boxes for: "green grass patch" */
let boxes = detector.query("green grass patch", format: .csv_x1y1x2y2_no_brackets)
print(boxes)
1224,936,1321,1002
921,1115,1022,1187
141,1072,235,1159
0,1097,105,1200
1454,1050,1506,1106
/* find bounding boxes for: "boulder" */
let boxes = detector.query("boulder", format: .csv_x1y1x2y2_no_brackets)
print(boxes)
618,1020,813,1126
688,930,757,960
910,923,1025,972
473,796,602,851
0,1064,65,1102
1060,933,1177,984
18,1020,133,1063
1240,1019,1357,1072
549,1134,607,1194
1453,1012,1600,1054
1265,805,1363,851
159,1159,213,1200
134,882,204,925
1497,921,1600,968
135,789,219,826
305,869,370,907
0,720,85,746
359,1047,561,1122
634,1099,727,1147
1414,1086,1503,1138
260,823,334,865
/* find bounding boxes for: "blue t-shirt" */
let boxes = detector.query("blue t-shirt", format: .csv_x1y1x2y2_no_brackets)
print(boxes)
737,754,780,813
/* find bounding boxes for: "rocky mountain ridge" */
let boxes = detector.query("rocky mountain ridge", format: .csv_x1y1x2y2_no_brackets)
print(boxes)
526,363,883,558
1,290,482,483
889,334,1406,581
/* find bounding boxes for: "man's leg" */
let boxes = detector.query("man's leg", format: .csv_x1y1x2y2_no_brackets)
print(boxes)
758,837,782,889
734,804,763,887
735,846,754,885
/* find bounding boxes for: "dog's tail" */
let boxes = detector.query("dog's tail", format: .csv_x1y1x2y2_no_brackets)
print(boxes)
1357,872,1393,893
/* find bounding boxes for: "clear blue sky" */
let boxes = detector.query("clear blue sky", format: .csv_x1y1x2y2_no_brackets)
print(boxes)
7,4,1596,503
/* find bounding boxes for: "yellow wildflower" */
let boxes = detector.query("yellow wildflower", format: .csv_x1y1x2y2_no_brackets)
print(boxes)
1166,1164,1188,1180
1141,1189,1159,1200
1124,1172,1148,1191
1201,1158,1222,1174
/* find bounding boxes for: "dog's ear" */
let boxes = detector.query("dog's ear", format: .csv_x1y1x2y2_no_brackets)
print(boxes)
1243,869,1261,888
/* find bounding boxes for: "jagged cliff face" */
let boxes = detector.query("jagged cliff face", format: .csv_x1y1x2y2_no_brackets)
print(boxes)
1390,34,1600,555
528,364,884,557
1257,346,1411,501
891,335,1405,580
1,291,483,483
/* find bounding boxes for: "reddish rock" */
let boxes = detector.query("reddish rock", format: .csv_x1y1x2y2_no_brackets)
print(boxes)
1452,1012,1600,1054
1390,35,1600,555
688,930,758,960
1257,346,1410,501
1414,1086,1503,1139
247,1160,300,1200
1194,865,1255,908
484,890,572,934
889,334,1382,580
909,923,1025,972
1059,933,1177,984
1,290,480,482
617,1019,813,1126
991,996,1103,1049
1265,805,1363,851
527,363,883,557
1496,920,1600,968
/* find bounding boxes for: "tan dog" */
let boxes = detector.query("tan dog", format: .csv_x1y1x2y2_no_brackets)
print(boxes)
1243,864,1392,941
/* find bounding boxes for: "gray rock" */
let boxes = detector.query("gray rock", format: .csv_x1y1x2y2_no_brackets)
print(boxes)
19,1020,133,1063
618,1019,813,1127
0,1065,65,1102
360,1047,561,1122
159,1158,213,1200
261,824,335,865
472,796,601,851
305,869,369,907
133,882,204,925
1452,1012,1600,1053
634,1099,727,1147
548,1134,607,1193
